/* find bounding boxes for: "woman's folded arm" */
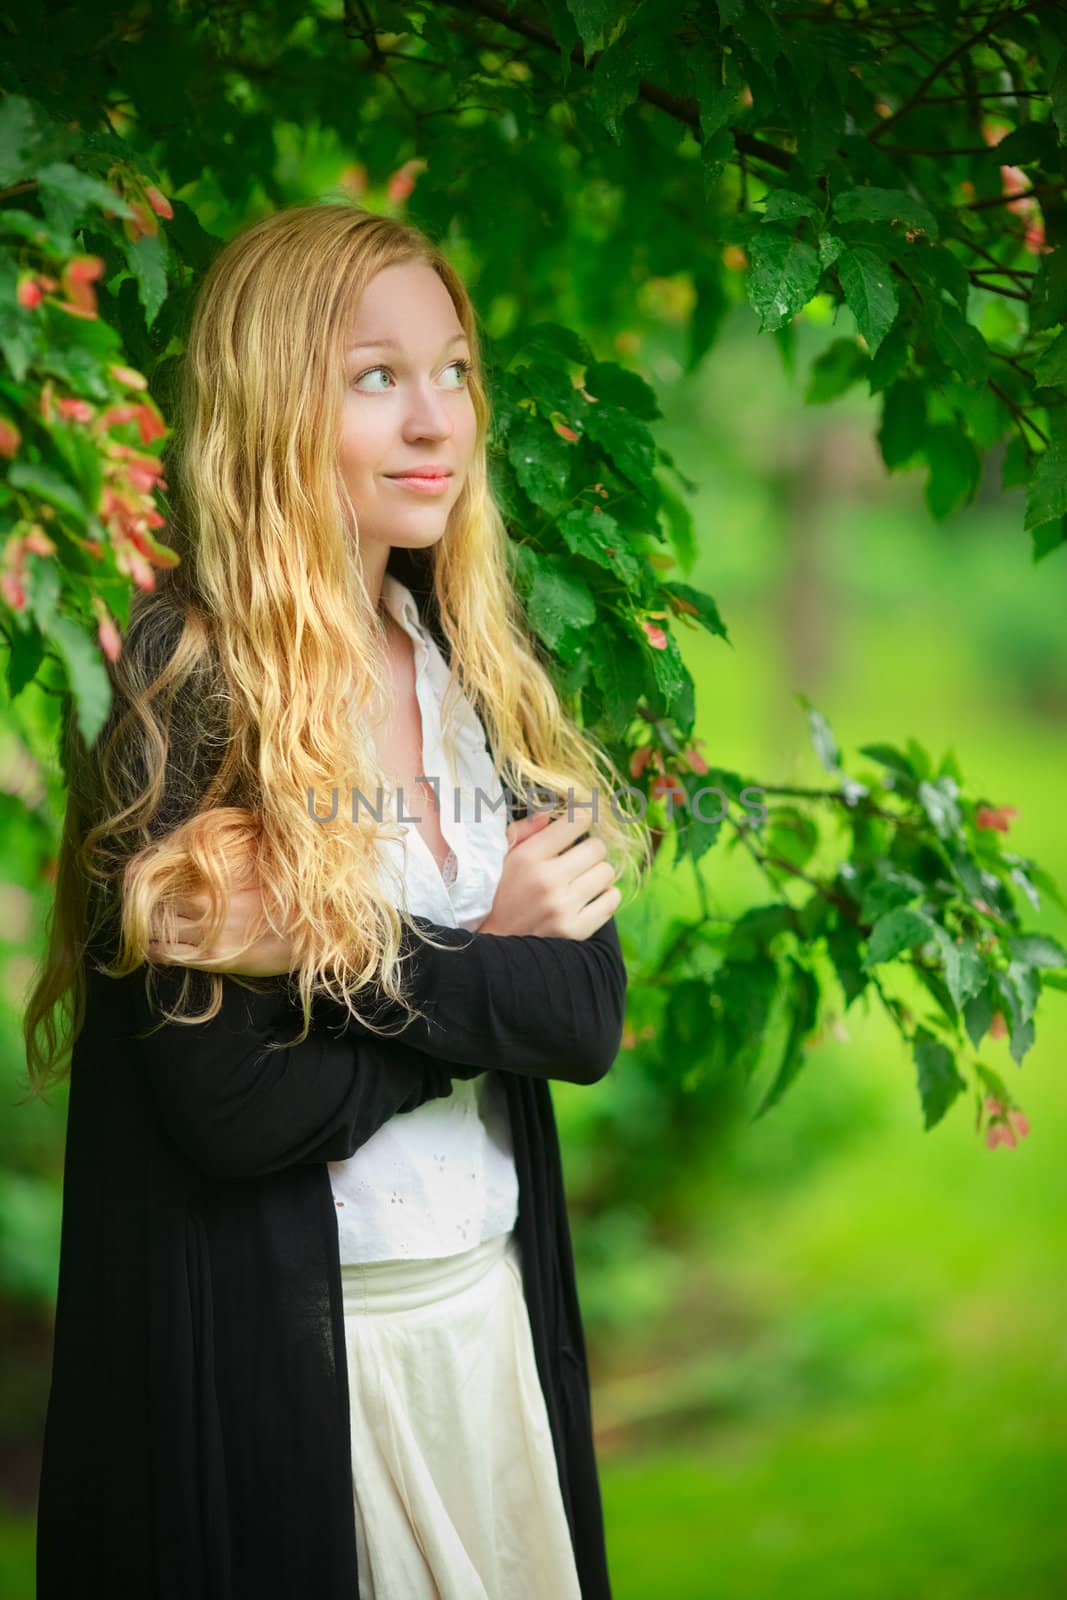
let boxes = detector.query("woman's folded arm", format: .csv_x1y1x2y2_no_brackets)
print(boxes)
98,906,627,1182
316,914,629,1087
106,964,473,1182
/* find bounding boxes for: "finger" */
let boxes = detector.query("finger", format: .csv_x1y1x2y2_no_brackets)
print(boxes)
550,832,608,880
148,940,201,962
568,856,618,902
572,883,623,940
170,893,213,919
522,810,599,862
505,810,552,847
165,912,211,932
148,941,245,973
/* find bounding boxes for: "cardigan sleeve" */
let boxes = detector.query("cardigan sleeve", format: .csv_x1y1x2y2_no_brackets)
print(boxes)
316,913,629,1088
115,905,626,1181
113,964,477,1182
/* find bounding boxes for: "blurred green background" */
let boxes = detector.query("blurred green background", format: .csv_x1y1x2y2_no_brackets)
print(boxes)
2,298,1065,1598
570,303,1067,1599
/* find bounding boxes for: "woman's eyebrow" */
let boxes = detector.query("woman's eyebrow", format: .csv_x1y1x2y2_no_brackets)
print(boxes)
347,333,469,354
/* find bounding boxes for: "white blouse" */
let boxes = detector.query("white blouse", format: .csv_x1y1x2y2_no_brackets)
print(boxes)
327,572,520,1264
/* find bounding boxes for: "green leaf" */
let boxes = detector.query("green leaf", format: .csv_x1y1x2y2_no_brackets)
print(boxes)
0,94,61,186
863,906,938,968
726,903,794,959
690,41,742,144
913,1027,966,1130
1006,933,1067,969
580,391,656,484
1030,245,1067,334
858,871,923,924
664,581,729,643
654,475,696,569
0,253,44,382
1032,515,1067,564
582,360,662,422
1032,329,1067,388
764,806,819,871
1051,51,1067,148
5,623,45,697
724,953,780,1039
746,228,822,334
917,775,963,839
805,339,868,405
832,186,939,240
36,162,134,222
516,357,588,421
1021,863,1067,913
1024,446,1067,533
1008,863,1042,914
915,244,969,314
916,963,958,1026
931,303,990,386
762,190,821,225
992,967,1037,1065
557,506,643,584
868,319,911,394
996,121,1061,167
44,612,112,750
1005,961,1040,1026
837,246,899,355
825,920,868,1008
507,322,595,372
752,960,820,1119
801,700,840,768
564,0,630,57
646,626,690,713
524,554,597,653
27,556,61,631
963,980,997,1050
31,297,122,399
930,927,987,1011
589,22,675,143
47,416,105,516
923,422,982,519
0,206,74,257
125,232,170,330
506,412,573,511
878,379,926,467
672,770,728,867
583,618,646,736
858,742,917,784
7,462,90,526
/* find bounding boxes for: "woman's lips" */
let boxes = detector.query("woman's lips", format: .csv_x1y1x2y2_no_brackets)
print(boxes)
384,473,452,495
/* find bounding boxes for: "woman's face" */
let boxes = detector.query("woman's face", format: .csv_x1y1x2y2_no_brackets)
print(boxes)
339,260,477,563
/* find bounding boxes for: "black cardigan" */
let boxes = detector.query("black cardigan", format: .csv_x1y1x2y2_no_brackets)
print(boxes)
36,555,627,1598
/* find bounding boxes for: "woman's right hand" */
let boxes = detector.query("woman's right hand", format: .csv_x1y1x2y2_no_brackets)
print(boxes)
478,809,621,940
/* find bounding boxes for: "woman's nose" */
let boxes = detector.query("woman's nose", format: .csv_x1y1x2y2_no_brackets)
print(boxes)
403,383,453,439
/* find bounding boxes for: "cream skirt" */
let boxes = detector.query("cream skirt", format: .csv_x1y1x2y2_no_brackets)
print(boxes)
340,1228,583,1600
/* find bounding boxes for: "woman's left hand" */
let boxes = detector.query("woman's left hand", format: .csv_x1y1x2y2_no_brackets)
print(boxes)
148,883,296,977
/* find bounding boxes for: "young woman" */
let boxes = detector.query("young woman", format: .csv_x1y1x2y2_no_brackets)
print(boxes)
27,201,650,1599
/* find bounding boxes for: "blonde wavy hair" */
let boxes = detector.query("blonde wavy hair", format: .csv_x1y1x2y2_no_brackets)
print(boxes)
24,199,652,1097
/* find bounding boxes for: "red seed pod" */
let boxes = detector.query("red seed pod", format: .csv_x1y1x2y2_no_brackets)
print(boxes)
144,185,174,220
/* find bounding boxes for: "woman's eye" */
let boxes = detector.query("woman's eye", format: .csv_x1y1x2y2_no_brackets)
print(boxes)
354,366,392,392
352,359,472,392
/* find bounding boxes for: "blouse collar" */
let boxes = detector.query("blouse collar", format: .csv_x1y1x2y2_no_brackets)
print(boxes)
379,572,427,651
